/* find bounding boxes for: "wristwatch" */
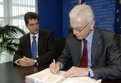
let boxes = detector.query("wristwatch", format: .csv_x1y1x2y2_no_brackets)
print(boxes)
34,60,38,66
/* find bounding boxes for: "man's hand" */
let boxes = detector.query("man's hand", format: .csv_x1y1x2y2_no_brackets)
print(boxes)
18,56,35,67
63,66,89,78
49,62,61,74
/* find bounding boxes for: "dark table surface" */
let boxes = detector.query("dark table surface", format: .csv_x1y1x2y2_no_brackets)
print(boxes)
0,61,47,83
0,61,121,83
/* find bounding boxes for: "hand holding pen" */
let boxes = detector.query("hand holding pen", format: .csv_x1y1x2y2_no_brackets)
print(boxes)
49,59,61,74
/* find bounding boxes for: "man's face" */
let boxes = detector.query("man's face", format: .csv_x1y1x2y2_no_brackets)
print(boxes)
70,13,94,40
26,19,39,35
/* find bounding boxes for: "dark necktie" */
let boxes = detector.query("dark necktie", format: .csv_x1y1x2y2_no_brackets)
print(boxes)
80,39,88,67
31,36,37,59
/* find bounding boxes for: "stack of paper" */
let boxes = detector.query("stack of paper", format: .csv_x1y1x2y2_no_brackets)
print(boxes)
25,68,101,83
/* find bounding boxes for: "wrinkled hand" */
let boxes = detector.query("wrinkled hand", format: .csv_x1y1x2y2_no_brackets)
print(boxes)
49,62,61,74
18,56,35,67
63,66,89,78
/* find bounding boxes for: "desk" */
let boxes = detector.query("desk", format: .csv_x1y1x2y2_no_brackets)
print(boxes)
0,61,47,83
0,61,121,83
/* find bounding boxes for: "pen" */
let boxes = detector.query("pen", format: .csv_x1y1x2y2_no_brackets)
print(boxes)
53,59,56,69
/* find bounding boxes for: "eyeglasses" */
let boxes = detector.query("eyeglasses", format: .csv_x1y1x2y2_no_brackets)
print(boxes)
69,21,92,32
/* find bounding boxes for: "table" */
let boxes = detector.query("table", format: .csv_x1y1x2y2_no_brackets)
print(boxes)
0,61,121,83
0,61,47,83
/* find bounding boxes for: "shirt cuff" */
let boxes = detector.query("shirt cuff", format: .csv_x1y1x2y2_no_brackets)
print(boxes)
57,62,63,69
88,68,94,77
15,59,20,65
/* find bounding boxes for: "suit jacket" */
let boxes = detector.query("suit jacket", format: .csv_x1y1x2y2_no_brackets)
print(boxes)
57,28,121,80
13,29,56,66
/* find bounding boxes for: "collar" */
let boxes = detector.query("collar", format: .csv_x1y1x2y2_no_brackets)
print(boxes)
30,33,39,38
85,30,94,43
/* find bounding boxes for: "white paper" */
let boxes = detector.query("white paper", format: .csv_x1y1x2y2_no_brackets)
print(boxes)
25,68,101,83
25,68,66,83
62,76,101,83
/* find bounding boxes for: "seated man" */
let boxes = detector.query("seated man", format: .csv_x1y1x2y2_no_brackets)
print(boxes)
13,12,56,67
49,4,121,80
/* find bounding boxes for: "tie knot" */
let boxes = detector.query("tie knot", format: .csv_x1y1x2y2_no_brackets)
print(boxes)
33,36,36,39
83,39,87,44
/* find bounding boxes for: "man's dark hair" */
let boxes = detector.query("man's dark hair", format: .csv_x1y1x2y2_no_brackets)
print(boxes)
24,12,39,25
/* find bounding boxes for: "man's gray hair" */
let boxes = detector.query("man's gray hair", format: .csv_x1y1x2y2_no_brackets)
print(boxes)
69,4,94,23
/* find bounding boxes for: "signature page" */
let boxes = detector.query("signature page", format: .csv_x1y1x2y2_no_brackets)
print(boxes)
25,68,66,83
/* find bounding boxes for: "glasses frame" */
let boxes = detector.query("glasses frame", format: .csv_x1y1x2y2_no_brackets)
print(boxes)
69,21,92,32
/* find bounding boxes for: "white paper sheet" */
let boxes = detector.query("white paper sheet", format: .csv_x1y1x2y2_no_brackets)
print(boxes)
25,68,101,83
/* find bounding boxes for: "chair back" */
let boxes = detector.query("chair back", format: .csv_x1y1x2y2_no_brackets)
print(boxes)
55,38,66,60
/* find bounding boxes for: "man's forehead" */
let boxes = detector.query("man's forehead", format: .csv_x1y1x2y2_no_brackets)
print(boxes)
28,19,38,23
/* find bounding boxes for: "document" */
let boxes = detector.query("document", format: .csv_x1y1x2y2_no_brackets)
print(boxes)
25,68,101,83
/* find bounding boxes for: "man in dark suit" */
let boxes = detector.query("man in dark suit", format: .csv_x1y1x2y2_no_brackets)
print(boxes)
49,4,121,80
13,12,56,67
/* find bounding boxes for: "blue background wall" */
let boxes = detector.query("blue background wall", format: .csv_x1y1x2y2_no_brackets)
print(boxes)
62,0,78,38
86,0,116,31
38,0,62,38
38,0,116,38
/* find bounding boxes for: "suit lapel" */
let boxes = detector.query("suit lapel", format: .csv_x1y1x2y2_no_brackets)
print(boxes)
91,28,102,66
38,30,43,55
74,38,82,66
26,33,31,57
